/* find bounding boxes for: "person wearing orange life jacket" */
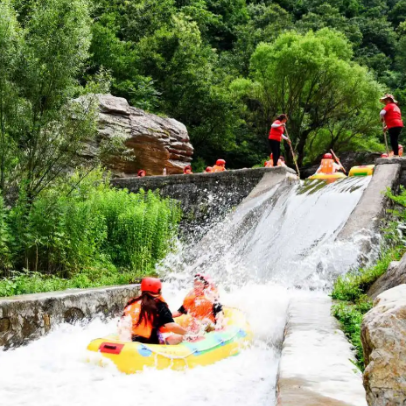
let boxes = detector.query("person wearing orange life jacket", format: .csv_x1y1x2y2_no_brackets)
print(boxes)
121,277,187,345
211,159,226,173
264,154,286,168
315,153,342,175
172,274,223,328
183,165,193,174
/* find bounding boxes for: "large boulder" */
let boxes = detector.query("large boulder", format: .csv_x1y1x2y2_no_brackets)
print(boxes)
361,285,406,406
367,260,403,299
81,94,193,176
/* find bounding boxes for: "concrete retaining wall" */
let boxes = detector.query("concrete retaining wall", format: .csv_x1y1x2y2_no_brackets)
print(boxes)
277,295,367,406
111,167,296,234
0,285,139,348
337,161,401,254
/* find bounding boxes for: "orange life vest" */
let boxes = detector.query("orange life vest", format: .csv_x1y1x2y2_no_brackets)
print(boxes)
319,159,335,174
264,160,273,168
182,290,216,323
123,296,166,338
211,165,225,173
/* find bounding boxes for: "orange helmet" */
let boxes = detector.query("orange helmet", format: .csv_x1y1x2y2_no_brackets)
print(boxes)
216,159,226,166
323,153,333,159
141,277,162,295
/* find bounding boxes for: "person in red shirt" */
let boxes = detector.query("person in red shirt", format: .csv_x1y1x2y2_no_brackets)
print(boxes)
380,94,404,156
268,114,291,167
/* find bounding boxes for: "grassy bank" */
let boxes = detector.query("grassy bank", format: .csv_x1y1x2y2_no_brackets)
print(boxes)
331,187,406,371
0,170,182,297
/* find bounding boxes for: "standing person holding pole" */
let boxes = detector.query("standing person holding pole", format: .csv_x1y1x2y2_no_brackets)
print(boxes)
380,94,404,156
268,114,290,167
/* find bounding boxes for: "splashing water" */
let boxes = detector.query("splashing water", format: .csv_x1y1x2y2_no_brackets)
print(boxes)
0,177,373,406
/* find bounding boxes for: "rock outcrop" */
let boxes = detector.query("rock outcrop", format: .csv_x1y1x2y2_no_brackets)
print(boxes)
82,94,193,176
361,285,406,406
367,260,403,299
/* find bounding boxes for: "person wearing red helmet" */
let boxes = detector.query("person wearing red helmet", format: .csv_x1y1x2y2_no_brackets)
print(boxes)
380,94,403,156
172,273,223,330
315,153,342,175
137,170,146,177
204,166,213,173
121,277,187,345
183,165,193,174
212,159,226,173
264,154,287,168
268,114,291,167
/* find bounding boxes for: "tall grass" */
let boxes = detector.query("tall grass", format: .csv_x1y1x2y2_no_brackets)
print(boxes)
0,169,182,295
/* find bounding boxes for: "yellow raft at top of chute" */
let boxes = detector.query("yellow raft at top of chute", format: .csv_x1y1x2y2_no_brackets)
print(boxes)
348,165,375,177
308,172,347,181
86,307,252,374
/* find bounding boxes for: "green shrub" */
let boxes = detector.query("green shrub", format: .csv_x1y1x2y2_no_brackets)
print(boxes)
0,169,182,295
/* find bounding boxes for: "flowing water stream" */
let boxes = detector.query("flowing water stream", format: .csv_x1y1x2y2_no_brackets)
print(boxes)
0,177,372,406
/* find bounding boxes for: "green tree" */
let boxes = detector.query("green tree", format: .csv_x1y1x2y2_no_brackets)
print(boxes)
231,29,382,166
3,0,97,200
0,1,22,192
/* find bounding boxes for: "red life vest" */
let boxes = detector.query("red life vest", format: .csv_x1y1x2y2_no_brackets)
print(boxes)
383,103,403,129
268,120,284,142
319,159,335,174
182,290,216,323
123,296,166,338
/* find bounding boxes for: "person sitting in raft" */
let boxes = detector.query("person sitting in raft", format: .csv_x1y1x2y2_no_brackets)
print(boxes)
122,277,187,345
205,166,213,173
212,159,226,172
315,153,343,175
172,273,223,330
264,154,286,168
137,169,146,177
183,165,193,174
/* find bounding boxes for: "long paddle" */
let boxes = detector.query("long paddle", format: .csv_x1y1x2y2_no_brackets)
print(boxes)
382,124,390,156
330,149,347,174
284,127,300,177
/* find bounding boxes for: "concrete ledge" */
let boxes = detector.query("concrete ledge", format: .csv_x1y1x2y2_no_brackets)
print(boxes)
277,295,367,406
338,162,401,243
0,285,139,348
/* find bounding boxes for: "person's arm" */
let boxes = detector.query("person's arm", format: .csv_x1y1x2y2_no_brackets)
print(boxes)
282,134,290,142
172,305,187,318
380,109,387,122
271,122,284,128
163,322,187,335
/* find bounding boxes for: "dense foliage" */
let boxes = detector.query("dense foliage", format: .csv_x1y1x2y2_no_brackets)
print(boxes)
331,187,406,370
0,170,182,296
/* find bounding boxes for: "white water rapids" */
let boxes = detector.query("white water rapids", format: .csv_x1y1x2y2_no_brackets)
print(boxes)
0,177,373,406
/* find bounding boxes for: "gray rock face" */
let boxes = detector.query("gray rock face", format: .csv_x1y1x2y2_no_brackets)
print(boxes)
361,285,406,406
367,261,403,299
0,285,139,348
83,94,193,176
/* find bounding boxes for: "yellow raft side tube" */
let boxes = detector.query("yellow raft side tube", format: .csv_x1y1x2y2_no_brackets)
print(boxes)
349,165,375,177
308,172,347,181
86,308,252,374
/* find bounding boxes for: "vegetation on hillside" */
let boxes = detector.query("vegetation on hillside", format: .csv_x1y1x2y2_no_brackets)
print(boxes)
3,0,400,172
331,187,406,371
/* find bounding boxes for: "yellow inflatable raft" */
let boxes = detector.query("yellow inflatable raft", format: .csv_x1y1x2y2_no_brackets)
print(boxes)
308,172,347,181
349,165,375,177
87,307,252,374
